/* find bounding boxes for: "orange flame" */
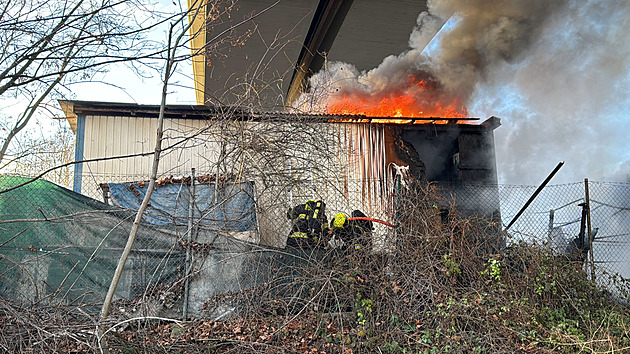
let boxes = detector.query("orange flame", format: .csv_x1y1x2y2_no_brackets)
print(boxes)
326,77,468,120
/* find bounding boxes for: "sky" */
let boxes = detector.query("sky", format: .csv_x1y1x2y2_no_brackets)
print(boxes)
0,0,197,145
62,0,197,106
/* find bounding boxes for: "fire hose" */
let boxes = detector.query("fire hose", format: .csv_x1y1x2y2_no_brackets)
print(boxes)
347,216,397,228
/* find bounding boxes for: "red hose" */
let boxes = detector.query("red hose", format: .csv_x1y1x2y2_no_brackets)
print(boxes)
348,216,397,228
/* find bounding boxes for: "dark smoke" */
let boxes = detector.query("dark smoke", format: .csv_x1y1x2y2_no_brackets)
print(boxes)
416,0,569,100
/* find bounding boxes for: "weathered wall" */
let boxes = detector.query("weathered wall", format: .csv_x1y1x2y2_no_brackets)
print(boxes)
75,113,499,248
79,115,220,192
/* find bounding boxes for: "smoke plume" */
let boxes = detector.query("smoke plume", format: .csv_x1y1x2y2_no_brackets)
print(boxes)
294,0,570,116
294,0,630,184
470,0,630,184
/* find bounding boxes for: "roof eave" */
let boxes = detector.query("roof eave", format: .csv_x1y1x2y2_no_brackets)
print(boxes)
58,100,501,131
59,100,78,134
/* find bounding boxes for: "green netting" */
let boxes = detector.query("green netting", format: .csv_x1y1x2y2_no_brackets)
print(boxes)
0,175,184,307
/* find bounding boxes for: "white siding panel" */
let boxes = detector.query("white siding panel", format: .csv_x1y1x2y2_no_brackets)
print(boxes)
100,115,108,175
79,115,235,196
98,115,108,174
157,118,216,176
162,118,180,175
90,115,101,173
191,119,206,170
135,117,145,176
190,120,203,170
104,116,115,176
111,116,122,176
142,117,157,176
132,117,146,176
117,116,127,176
120,116,130,176
80,115,159,181
90,115,102,171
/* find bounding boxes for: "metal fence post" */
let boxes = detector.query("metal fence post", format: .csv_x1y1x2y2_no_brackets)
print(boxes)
183,168,195,318
547,209,555,242
584,178,595,281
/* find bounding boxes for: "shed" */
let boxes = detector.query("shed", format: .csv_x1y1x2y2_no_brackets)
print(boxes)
60,100,501,249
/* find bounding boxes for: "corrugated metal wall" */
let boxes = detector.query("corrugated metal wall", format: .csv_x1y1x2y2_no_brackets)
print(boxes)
80,115,220,192
343,123,389,216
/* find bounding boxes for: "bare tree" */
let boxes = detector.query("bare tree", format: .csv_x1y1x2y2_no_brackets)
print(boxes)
0,0,182,166
3,124,75,187
98,0,264,324
100,24,180,326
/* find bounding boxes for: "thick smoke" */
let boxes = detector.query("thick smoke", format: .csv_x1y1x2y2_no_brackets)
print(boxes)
416,0,569,101
294,0,630,184
294,0,570,117
470,0,630,184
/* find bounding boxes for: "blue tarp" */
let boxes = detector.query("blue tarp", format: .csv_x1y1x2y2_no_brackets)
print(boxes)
108,181,257,231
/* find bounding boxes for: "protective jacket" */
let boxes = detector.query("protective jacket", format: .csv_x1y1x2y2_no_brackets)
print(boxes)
330,210,373,251
286,200,327,248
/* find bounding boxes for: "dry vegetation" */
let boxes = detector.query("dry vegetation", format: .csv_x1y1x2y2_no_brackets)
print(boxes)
1,183,630,353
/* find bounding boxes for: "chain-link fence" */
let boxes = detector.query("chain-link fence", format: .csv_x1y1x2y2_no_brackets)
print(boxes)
1,173,629,318
496,181,630,290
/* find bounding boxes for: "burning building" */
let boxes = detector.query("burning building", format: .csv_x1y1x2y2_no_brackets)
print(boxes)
57,99,502,317
58,0,522,249
61,100,500,248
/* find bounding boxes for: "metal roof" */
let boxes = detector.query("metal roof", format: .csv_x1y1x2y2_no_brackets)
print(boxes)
60,100,500,134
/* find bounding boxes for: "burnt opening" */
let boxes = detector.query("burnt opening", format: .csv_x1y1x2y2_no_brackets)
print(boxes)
386,119,499,186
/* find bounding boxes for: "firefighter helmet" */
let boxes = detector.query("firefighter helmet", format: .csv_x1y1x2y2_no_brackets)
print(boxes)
331,212,348,228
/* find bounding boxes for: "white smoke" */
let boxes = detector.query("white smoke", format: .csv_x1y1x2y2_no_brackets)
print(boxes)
295,0,630,184
470,0,630,184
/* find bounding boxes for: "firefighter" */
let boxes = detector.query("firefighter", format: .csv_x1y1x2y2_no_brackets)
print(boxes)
329,210,373,252
329,212,350,248
286,200,328,249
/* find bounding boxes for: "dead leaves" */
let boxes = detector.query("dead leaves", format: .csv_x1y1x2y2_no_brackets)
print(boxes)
118,314,341,352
